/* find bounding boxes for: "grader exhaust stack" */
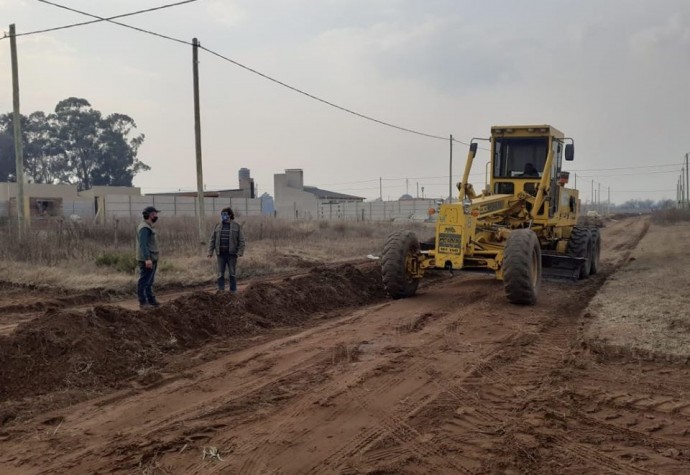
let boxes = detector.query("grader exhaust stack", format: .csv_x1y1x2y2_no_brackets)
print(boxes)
381,125,600,305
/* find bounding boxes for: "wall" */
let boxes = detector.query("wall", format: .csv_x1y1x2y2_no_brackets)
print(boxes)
274,172,319,219
102,195,263,220
317,199,438,221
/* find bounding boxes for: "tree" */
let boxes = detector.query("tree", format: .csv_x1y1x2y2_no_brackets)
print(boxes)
0,97,149,189
0,130,14,181
53,97,149,190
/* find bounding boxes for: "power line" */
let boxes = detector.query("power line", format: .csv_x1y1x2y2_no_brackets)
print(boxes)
24,0,195,46
1,0,200,39
199,45,452,142
21,0,469,145
576,169,680,178
569,162,682,172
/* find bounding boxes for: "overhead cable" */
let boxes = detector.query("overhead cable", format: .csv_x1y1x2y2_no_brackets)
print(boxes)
18,0,469,145
2,0,200,39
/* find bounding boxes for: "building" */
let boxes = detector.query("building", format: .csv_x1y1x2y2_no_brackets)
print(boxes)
148,168,255,199
274,169,364,219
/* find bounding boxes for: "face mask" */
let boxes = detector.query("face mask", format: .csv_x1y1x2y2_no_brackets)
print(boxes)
151,216,158,223
221,213,229,222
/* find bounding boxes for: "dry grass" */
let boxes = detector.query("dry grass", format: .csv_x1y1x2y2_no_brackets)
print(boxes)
0,217,434,293
651,208,690,225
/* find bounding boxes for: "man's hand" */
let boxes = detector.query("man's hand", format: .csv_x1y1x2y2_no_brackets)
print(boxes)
145,259,153,269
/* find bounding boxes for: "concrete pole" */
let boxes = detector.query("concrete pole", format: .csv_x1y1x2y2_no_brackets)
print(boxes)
9,24,26,237
449,134,453,203
192,38,205,242
686,153,689,209
379,177,382,201
685,153,690,208
608,186,610,215
591,180,594,213
598,182,601,214
680,168,685,209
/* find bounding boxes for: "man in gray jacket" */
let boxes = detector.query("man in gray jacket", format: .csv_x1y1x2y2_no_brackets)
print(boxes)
136,206,160,309
208,207,245,293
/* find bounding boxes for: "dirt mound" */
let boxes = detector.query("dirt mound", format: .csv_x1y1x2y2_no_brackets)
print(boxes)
0,264,384,405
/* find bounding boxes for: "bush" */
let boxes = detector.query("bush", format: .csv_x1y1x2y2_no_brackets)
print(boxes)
95,252,138,273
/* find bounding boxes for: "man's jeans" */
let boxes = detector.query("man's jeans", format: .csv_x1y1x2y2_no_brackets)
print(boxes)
217,254,238,291
137,260,158,304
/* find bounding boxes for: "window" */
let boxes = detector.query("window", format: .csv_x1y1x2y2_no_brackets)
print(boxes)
493,137,548,178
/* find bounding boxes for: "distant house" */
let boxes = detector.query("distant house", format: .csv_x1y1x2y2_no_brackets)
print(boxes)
147,168,256,199
274,169,364,219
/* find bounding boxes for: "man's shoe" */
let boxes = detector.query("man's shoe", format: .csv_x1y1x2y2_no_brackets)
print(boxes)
139,302,150,310
148,300,161,307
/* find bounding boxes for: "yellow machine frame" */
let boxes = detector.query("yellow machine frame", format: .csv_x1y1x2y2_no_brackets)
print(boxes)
410,125,580,280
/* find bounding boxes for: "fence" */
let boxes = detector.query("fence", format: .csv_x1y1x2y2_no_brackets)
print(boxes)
102,195,263,221
316,199,438,221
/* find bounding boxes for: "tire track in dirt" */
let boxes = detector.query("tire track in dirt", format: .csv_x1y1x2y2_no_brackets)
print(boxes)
0,216,664,474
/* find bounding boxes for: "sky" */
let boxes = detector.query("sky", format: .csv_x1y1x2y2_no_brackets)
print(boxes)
1,0,689,204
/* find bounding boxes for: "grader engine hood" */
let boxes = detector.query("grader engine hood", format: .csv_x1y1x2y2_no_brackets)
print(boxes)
435,194,513,266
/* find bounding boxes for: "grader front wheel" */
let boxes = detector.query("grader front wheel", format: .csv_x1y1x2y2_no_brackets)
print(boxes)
503,229,542,305
381,230,421,299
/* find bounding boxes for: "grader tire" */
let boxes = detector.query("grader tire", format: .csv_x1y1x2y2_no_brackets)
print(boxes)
503,229,542,305
566,226,592,279
381,230,420,299
589,228,601,275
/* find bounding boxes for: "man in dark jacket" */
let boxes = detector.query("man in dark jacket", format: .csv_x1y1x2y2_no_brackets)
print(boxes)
136,206,161,309
208,207,245,293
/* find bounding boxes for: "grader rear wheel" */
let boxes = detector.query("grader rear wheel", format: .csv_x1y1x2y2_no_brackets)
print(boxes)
381,230,420,299
589,228,601,275
503,229,542,305
566,226,592,279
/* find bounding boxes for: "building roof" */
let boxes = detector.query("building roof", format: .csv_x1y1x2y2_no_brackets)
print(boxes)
303,186,364,201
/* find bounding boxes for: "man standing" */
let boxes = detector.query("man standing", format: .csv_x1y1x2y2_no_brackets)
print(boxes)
208,207,245,293
137,206,161,309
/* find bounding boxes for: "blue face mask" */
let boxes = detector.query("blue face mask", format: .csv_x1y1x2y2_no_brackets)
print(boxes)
221,213,229,222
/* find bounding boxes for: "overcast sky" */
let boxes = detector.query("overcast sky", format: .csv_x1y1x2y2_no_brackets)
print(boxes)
1,0,689,204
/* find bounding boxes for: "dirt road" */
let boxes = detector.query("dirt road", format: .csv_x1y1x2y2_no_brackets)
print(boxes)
2,216,690,474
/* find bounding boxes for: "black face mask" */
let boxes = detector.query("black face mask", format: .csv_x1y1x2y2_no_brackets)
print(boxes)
151,216,158,223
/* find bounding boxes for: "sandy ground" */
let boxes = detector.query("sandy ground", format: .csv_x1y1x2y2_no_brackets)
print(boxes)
3,216,690,474
585,221,690,361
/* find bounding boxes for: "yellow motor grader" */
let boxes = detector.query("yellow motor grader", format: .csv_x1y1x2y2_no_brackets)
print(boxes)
381,124,600,305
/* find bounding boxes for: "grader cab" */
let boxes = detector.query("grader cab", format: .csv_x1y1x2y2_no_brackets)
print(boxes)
381,125,601,305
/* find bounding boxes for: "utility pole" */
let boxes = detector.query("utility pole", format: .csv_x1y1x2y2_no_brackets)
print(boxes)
192,37,205,242
608,186,610,215
449,134,453,203
685,153,690,207
686,153,689,209
9,24,26,238
682,168,686,209
598,182,601,214
379,177,382,201
416,181,419,199
591,180,594,213
574,172,577,190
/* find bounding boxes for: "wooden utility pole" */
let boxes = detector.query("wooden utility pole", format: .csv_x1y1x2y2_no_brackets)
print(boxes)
9,24,26,237
449,135,453,203
192,37,205,242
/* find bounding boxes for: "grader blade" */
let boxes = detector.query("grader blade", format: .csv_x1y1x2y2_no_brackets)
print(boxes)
541,254,586,281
